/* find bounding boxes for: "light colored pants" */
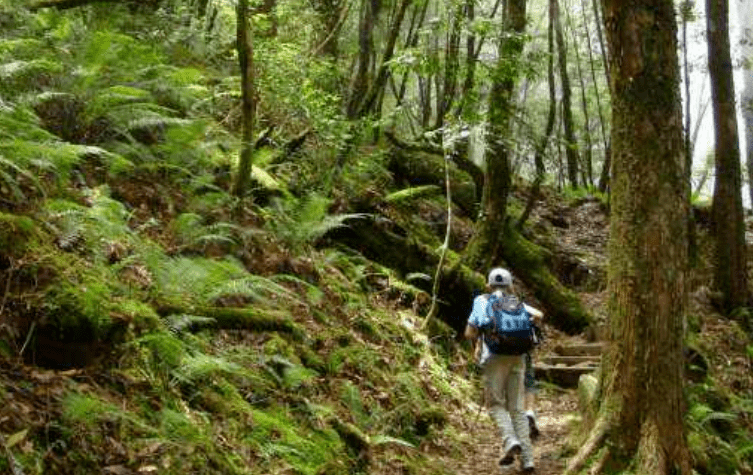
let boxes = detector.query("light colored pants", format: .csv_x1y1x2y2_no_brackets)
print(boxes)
483,353,533,465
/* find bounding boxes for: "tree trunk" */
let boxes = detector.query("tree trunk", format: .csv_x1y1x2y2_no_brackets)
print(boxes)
580,0,608,185
707,0,749,311
565,0,593,187
455,0,504,117
358,0,412,118
738,0,753,209
565,0,691,472
464,0,526,269
593,0,612,193
311,0,348,57
435,1,463,129
231,0,256,198
518,0,556,229
553,0,580,188
396,0,430,106
346,0,378,119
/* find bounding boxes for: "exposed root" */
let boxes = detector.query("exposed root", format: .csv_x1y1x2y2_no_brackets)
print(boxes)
563,413,610,475
589,447,610,475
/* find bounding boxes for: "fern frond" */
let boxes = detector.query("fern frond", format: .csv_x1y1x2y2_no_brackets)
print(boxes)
153,256,249,305
272,274,324,304
0,59,63,93
173,353,249,385
0,104,56,141
208,275,297,304
384,185,442,204
0,38,45,61
165,314,217,333
266,194,369,249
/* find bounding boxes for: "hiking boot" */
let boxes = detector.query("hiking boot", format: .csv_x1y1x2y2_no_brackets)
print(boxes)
499,440,521,466
526,411,540,440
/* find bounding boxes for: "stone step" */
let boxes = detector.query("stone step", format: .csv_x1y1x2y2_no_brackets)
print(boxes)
553,342,605,357
540,355,601,366
534,363,598,388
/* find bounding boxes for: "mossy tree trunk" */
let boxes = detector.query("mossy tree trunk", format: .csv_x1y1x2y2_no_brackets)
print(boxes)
465,0,526,270
565,1,691,473
707,0,749,312
231,0,256,198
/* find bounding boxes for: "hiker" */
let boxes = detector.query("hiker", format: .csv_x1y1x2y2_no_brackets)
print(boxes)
465,267,537,473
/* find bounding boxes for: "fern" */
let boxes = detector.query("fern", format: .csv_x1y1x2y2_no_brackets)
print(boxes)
171,212,239,251
173,353,250,386
207,274,296,305
265,194,368,250
0,59,63,94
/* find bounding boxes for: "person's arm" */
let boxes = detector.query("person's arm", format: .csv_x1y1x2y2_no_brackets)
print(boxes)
524,303,544,326
464,324,479,340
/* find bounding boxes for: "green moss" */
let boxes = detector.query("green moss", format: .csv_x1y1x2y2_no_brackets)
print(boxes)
0,212,39,255
501,229,591,333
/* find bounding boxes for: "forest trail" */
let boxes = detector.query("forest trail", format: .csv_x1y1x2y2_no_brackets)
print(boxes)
439,196,609,474
445,381,579,475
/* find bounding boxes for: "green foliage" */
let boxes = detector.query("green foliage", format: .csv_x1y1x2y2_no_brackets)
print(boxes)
170,212,239,252
263,194,367,251
560,184,609,207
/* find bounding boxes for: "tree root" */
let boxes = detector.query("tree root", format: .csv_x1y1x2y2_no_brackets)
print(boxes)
589,447,610,475
563,413,610,475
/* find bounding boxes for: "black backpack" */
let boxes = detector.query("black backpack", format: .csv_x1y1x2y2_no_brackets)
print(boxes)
482,293,536,355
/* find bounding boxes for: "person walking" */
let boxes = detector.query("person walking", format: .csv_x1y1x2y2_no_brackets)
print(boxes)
465,267,535,473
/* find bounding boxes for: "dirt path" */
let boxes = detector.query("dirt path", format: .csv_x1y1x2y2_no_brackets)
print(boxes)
448,387,579,475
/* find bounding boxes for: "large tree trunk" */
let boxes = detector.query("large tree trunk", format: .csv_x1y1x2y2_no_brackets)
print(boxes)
707,0,749,311
231,0,256,198
565,0,691,473
553,0,580,188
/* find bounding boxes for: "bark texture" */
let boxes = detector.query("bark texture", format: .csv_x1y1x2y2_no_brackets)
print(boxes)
565,0,691,473
707,0,749,311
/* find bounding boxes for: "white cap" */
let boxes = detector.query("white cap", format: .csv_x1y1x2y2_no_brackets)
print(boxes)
487,267,512,287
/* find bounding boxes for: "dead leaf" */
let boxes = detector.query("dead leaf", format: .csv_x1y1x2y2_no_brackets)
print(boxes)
103,465,131,475
5,429,27,448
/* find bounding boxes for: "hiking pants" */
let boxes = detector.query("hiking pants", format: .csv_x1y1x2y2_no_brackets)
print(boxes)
483,353,534,465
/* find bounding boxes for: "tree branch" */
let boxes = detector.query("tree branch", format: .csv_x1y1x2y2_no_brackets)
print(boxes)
28,0,133,11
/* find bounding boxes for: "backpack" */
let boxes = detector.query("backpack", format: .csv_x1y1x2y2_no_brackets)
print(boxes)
482,293,536,355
